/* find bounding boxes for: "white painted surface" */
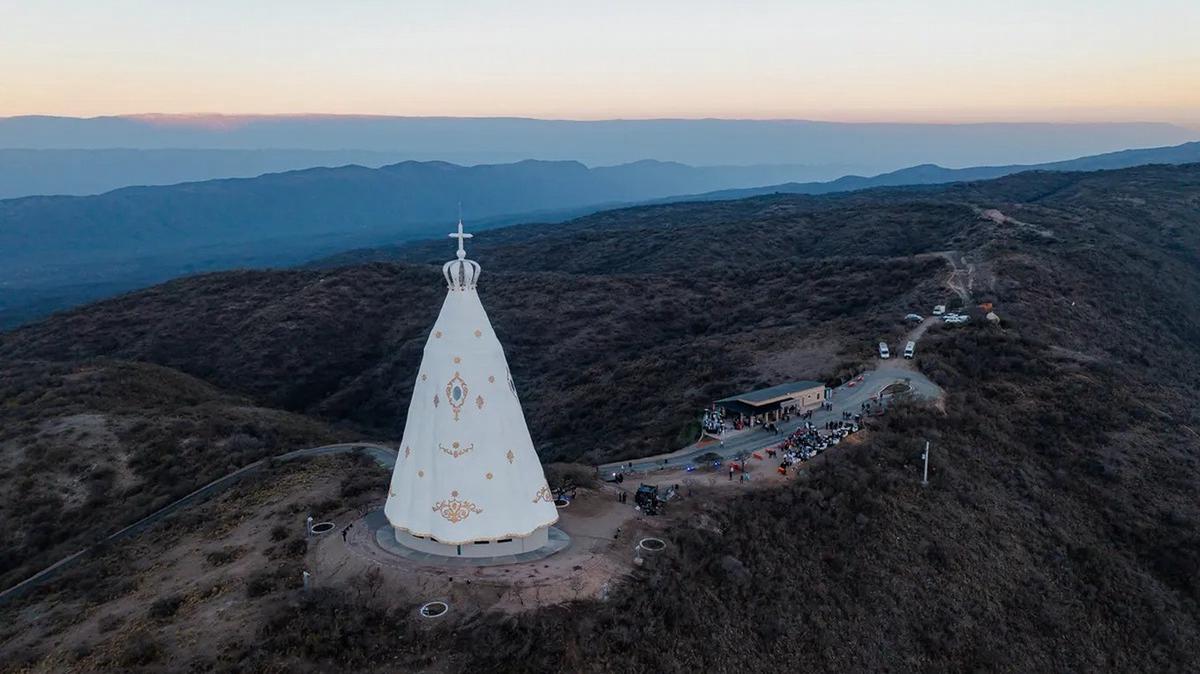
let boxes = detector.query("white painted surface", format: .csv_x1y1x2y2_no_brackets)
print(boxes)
395,526,550,557
384,223,557,547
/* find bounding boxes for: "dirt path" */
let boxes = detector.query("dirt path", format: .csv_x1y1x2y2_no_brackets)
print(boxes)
890,316,939,372
978,207,1055,238
939,250,973,305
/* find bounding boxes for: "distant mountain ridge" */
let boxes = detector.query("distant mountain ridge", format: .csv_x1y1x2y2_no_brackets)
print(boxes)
2,140,1199,328
682,141,1200,201
0,158,866,274
311,141,1200,269
0,158,851,325
0,148,414,199
2,114,1194,167
0,149,844,199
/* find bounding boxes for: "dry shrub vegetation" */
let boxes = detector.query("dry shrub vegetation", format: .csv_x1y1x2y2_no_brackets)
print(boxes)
0,164,1198,671
0,360,338,589
0,453,390,672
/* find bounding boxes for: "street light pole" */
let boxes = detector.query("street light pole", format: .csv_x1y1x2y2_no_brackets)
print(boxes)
921,440,930,486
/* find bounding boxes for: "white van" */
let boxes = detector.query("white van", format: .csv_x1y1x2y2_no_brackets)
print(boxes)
932,305,946,316
904,341,915,359
878,342,890,359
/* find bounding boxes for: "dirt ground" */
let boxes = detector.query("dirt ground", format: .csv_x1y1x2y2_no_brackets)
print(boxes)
0,446,825,672
310,456,799,615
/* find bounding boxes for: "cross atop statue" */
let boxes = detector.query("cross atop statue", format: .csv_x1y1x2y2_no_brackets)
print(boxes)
449,219,473,259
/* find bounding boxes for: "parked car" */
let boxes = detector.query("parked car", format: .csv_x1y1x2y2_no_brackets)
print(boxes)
932,305,946,315
904,313,924,322
904,341,915,359
878,342,890,359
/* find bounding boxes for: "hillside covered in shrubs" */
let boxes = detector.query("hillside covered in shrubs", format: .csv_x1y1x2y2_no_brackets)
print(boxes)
0,163,1198,671
0,361,338,590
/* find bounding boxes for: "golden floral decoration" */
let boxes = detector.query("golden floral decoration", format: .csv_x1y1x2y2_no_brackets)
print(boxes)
432,490,483,524
439,441,474,458
475,394,485,410
506,449,515,464
532,485,554,504
445,372,468,421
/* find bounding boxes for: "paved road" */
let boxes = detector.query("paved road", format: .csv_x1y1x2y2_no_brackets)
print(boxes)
599,366,942,475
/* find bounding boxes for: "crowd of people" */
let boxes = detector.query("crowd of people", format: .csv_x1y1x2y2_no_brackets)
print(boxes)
703,404,819,436
771,418,861,469
701,408,725,434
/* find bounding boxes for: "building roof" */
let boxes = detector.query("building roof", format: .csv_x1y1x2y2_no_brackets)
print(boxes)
717,380,825,407
383,224,558,545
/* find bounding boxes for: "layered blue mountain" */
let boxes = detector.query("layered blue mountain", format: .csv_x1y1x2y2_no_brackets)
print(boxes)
0,158,857,325
2,114,1194,167
0,149,839,199
2,140,1198,328
684,141,1200,201
0,149,414,199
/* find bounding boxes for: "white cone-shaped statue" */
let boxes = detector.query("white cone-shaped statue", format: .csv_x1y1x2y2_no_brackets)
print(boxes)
383,221,558,557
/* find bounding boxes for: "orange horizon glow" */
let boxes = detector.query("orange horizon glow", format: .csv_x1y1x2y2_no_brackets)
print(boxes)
1,1,1197,126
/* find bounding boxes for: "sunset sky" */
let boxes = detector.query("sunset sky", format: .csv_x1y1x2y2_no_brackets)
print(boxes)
2,0,1198,124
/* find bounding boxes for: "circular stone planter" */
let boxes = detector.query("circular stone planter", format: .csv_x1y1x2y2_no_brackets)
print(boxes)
637,537,666,553
310,522,336,535
419,601,449,619
554,498,570,509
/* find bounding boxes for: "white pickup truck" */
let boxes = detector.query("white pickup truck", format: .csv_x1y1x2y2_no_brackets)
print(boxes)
904,341,915,359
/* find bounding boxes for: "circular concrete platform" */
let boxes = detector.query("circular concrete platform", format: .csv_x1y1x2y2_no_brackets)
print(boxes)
356,509,570,568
